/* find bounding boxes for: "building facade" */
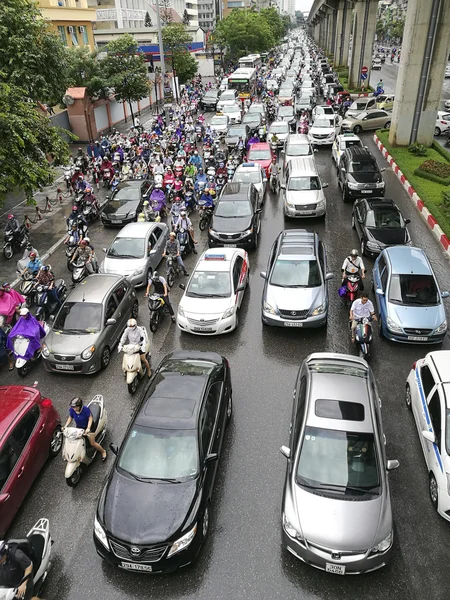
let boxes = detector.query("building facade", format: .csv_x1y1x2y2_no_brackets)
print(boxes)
37,0,97,50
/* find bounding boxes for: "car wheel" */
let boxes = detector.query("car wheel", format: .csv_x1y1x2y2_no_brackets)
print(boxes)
353,125,362,134
385,121,391,129
360,239,366,256
131,300,139,319
226,392,233,423
429,472,438,509
202,504,210,540
434,127,441,136
405,384,412,411
351,213,356,229
66,466,82,487
101,346,111,369
49,425,63,457
343,186,350,203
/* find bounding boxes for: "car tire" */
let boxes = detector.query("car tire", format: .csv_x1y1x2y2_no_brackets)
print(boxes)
360,239,366,256
385,121,391,129
353,125,362,134
101,346,111,370
343,186,350,203
49,425,63,457
434,127,441,136
226,392,233,424
202,504,210,541
429,472,438,510
405,384,412,411
351,213,356,229
131,300,139,320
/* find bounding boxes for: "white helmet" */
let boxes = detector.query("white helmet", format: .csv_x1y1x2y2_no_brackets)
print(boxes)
19,307,29,316
127,318,137,329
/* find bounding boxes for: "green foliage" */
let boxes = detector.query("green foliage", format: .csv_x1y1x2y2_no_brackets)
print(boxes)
0,0,67,105
65,47,110,101
408,142,428,157
144,11,152,27
391,19,405,41
0,82,71,204
214,9,275,59
260,8,284,44
103,35,150,104
162,23,198,85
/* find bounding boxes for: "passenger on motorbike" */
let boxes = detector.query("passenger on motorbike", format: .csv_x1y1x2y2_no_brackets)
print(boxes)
118,318,151,377
349,292,377,343
22,252,41,277
152,159,164,176
184,162,197,180
195,168,207,192
0,539,36,600
70,240,94,274
216,162,227,178
189,150,203,170
145,271,176,322
175,211,198,254
161,233,189,278
63,397,107,460
341,249,366,288
36,265,61,306
0,283,25,327
66,206,87,232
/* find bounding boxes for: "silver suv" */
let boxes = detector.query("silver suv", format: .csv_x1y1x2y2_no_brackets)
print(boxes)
280,353,399,574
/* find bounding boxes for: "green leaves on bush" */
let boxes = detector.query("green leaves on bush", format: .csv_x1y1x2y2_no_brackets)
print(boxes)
418,159,450,178
408,142,428,157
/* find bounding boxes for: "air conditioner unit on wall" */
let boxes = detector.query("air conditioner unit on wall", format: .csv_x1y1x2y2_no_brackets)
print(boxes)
68,26,74,33
79,26,85,33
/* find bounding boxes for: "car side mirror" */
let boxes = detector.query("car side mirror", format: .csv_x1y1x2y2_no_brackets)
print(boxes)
105,196,110,200
49,314,55,321
260,271,267,279
387,459,400,471
380,167,386,172
422,430,436,444
0,493,10,504
441,291,449,299
179,283,186,290
236,284,245,293
322,182,329,188
314,148,318,152
109,443,119,455
106,318,116,326
102,248,107,253
375,288,384,296
280,445,291,459
325,273,334,281
205,453,218,465
404,219,411,225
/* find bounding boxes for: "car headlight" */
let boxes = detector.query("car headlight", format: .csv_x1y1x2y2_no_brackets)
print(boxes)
282,513,303,541
376,181,385,188
366,240,381,250
178,306,185,318
94,515,109,550
133,267,145,276
371,532,393,553
434,319,447,335
387,316,403,333
263,300,278,315
81,345,96,360
243,228,253,236
311,302,326,316
347,182,359,190
129,210,136,218
42,343,50,358
223,306,236,319
167,524,197,558
209,228,217,236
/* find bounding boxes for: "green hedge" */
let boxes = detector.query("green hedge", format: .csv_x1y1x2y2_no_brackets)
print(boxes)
414,168,450,186
376,130,450,238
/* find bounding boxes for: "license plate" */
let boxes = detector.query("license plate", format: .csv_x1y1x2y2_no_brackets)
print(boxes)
296,211,314,216
407,336,428,342
120,562,152,572
224,243,237,247
284,322,303,327
55,364,75,370
112,219,123,224
193,327,214,332
326,563,346,575
360,190,373,194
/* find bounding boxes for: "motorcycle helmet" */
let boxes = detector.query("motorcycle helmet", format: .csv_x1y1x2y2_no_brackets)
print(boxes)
180,211,187,217
72,206,78,212
70,397,83,409
127,318,137,329
26,243,33,251
350,249,359,257
19,307,29,316
210,190,216,197
80,240,88,246
29,252,37,258
271,156,276,163
143,200,149,206
39,265,46,271
2,282,11,290
151,271,159,281
7,214,14,220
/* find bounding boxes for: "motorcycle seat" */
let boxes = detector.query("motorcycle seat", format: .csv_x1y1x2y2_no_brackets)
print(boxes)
90,403,101,434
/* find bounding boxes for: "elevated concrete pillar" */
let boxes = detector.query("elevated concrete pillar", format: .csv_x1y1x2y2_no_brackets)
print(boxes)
313,23,320,44
389,0,450,146
334,0,352,68
325,8,335,55
348,0,378,89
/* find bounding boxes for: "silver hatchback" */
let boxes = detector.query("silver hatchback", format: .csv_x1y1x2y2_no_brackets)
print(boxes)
42,274,138,375
280,353,399,574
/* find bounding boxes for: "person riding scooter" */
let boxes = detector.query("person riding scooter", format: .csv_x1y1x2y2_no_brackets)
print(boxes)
62,397,107,461
0,540,37,600
22,252,41,277
36,265,62,307
349,292,377,344
175,210,198,254
341,249,366,289
6,307,46,367
70,240,95,274
118,318,151,378
189,150,203,170
0,282,25,326
145,271,176,322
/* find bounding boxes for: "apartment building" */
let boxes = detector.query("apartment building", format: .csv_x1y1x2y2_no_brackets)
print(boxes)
37,0,97,50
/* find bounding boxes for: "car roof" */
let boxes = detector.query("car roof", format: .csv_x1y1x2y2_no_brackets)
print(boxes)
66,274,125,303
115,221,162,238
344,146,375,160
220,182,252,199
287,134,310,145
366,198,397,210
0,386,40,440
287,156,318,176
116,180,142,191
383,246,432,275
196,248,244,272
235,163,261,173
337,133,360,141
277,229,317,259
427,351,450,383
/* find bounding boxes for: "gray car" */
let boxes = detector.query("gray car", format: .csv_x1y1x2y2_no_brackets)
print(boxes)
100,221,169,287
280,352,399,575
42,274,138,375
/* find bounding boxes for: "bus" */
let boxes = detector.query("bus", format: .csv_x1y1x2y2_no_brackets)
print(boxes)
227,67,257,100
238,54,262,70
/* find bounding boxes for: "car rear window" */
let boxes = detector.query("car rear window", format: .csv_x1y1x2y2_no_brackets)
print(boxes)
248,148,271,160
315,399,365,421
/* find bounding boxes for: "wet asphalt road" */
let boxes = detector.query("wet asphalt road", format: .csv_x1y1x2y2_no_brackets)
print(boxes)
3,127,450,600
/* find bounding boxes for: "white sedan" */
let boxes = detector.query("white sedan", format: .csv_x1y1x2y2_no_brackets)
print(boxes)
331,132,363,166
210,114,230,135
308,116,340,146
406,351,450,521
220,103,242,124
232,162,267,206
435,111,450,136
177,248,250,335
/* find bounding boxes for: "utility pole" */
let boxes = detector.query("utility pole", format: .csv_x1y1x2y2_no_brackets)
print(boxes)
153,0,167,118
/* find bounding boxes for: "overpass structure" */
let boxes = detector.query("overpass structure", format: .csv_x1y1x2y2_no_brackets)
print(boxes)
306,0,450,146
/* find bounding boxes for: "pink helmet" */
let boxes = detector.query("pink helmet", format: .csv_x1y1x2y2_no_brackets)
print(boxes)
7,214,14,220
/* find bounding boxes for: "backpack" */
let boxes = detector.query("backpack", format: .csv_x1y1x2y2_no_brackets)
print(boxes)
8,538,37,570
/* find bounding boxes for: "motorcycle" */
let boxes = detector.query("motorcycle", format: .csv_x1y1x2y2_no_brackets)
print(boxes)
170,200,186,229
198,200,214,231
184,189,196,214
3,225,30,260
0,518,53,600
64,164,74,192
270,170,279,193
119,343,150,395
353,316,374,360
148,293,169,333
166,255,182,288
216,174,227,195
150,188,167,221
17,273,36,307
81,195,100,223
16,246,40,274
8,317,48,377
102,168,112,188
62,395,107,487
339,273,362,308
298,120,309,134
65,236,79,271
35,279,66,321
177,227,191,257
71,257,89,285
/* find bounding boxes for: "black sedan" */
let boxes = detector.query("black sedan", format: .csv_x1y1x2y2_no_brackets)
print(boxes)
101,180,151,226
225,124,250,150
352,197,411,257
93,350,232,574
200,89,220,111
242,112,262,134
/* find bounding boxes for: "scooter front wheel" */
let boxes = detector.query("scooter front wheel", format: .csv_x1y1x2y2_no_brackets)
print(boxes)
17,363,30,378
66,466,82,487
150,311,160,333
3,244,13,260
128,377,138,395
167,269,175,288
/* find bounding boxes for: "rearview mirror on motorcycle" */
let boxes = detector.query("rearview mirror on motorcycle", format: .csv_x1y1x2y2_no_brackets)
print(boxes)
109,443,119,455
106,318,116,325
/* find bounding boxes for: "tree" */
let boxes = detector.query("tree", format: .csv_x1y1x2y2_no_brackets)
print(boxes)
144,11,152,27
160,0,173,25
0,0,68,105
162,23,199,86
391,18,405,42
183,9,190,26
215,10,275,60
260,8,284,45
103,35,151,122
65,47,110,101
0,82,71,204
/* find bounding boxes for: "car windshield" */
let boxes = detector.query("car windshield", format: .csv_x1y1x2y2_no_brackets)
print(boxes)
270,258,321,287
297,98,310,106
313,119,332,129
270,123,289,134
343,139,362,149
286,143,312,156
53,302,102,333
110,187,140,205
186,270,231,298
205,91,218,99
222,105,238,114
315,106,333,115
243,114,260,123
220,92,235,101
211,116,227,125
388,274,439,306
279,107,293,117
288,176,320,191
249,106,264,114
296,427,380,498
366,209,404,228
118,426,198,481
215,200,252,217
349,160,378,173
234,170,260,184
107,236,146,258
228,126,246,137
248,148,271,160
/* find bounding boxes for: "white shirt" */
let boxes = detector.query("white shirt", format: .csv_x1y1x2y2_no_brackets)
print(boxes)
351,298,375,320
342,255,365,274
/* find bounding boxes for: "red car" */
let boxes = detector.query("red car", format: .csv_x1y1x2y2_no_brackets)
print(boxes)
0,386,62,536
246,142,274,177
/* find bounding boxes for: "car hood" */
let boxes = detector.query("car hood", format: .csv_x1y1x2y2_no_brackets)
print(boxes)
387,303,445,330
225,135,242,145
102,200,139,218
294,485,388,550
309,126,334,135
203,96,217,103
286,190,322,205
102,471,197,544
366,227,408,246
103,255,146,276
279,114,295,122
45,329,101,355
266,283,324,311
180,295,232,316
217,99,236,107
212,215,253,233
348,172,382,184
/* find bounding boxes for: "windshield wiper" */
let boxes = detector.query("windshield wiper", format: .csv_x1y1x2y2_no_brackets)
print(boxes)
158,478,184,483
298,480,378,495
62,328,90,334
109,253,140,259
199,293,229,298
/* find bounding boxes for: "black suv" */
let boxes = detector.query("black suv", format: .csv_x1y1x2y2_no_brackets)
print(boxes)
209,182,261,250
200,89,220,111
94,350,232,573
338,147,385,203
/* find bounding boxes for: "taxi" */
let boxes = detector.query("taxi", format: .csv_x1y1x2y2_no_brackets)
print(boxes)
331,132,363,167
177,248,249,336
232,162,267,207
376,94,395,111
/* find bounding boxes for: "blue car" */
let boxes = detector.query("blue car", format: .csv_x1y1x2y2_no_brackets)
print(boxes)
372,246,449,344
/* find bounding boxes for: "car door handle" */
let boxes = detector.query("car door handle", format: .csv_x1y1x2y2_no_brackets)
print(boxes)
117,312,121,318
17,467,25,478
39,424,45,433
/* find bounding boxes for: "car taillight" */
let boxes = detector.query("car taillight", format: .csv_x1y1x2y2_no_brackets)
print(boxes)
441,121,447,124
41,399,53,408
412,361,417,370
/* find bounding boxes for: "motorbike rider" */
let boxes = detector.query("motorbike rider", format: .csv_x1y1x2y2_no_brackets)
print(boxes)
0,540,37,600
4,214,21,238
175,210,198,254
70,239,95,273
75,147,89,172
143,200,153,221
189,150,203,170
63,397,107,461
0,282,25,328
145,271,176,322
195,167,207,192
161,232,189,277
66,205,87,233
349,292,377,344
118,318,151,377
184,161,197,181
216,162,227,179
268,156,280,185
22,252,41,277
152,158,164,177
36,265,62,307
341,249,366,289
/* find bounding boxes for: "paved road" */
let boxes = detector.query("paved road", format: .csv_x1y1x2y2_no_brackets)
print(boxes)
4,124,450,600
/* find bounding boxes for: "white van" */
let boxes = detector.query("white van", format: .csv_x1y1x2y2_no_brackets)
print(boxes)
281,157,328,219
